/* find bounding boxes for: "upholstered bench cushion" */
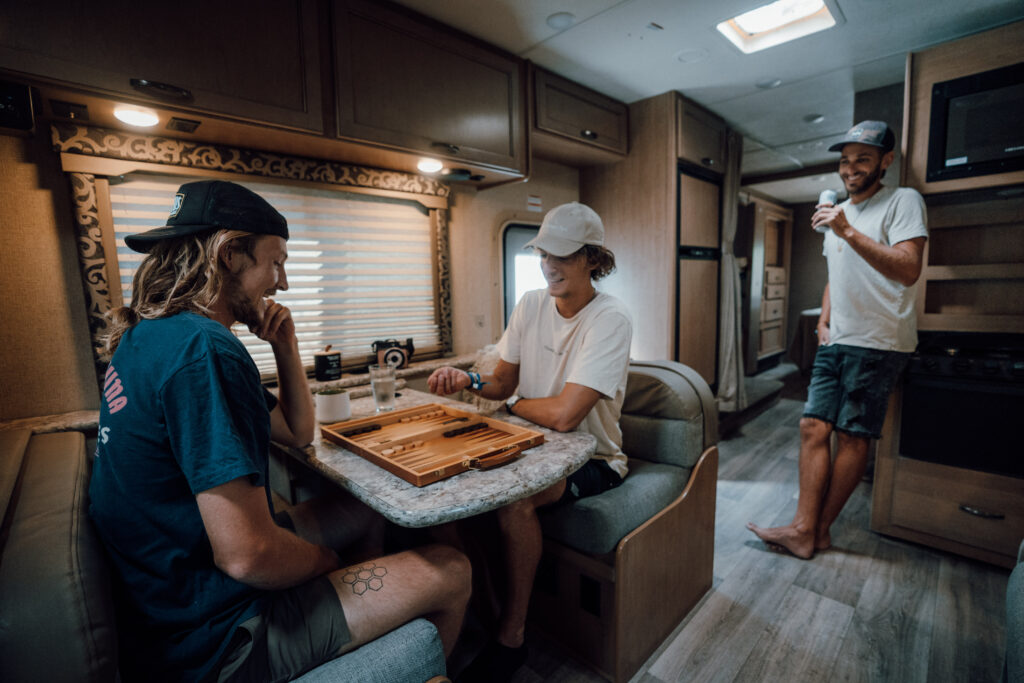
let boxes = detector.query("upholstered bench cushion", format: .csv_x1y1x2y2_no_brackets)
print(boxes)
294,617,446,683
539,459,692,555
0,430,118,683
620,414,703,469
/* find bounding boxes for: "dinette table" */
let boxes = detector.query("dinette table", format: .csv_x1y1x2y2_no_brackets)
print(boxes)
272,388,597,528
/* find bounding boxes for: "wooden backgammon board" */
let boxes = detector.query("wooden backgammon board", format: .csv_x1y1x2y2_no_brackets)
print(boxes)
320,403,545,487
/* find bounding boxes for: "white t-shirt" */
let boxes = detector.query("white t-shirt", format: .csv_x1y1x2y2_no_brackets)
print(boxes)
823,185,928,352
497,289,633,478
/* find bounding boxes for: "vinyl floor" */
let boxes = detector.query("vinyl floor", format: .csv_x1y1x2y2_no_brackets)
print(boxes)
513,378,1012,683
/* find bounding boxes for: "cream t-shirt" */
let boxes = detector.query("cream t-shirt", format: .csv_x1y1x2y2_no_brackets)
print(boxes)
497,289,633,478
823,185,928,352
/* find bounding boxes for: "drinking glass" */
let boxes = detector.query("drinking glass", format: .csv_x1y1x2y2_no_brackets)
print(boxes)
369,363,397,412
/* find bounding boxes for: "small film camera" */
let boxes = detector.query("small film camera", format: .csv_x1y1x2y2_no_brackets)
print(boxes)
372,338,415,369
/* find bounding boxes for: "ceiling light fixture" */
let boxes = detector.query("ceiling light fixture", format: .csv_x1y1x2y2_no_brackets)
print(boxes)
716,0,841,54
417,158,443,173
756,77,783,89
546,12,575,30
676,48,710,64
803,113,825,124
113,106,159,127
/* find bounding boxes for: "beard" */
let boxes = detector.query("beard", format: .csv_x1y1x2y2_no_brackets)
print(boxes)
222,270,264,331
844,161,884,196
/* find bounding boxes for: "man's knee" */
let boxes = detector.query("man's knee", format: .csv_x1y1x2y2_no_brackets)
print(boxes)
835,430,871,456
800,416,832,443
417,543,472,599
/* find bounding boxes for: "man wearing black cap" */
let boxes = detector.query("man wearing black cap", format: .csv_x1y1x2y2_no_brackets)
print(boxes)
427,201,632,681
89,180,470,681
747,121,928,559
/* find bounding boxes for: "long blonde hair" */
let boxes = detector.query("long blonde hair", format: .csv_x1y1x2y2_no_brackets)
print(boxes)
102,229,257,358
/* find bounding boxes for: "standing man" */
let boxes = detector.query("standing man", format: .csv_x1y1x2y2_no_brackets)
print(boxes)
89,180,471,681
428,201,632,682
747,121,928,559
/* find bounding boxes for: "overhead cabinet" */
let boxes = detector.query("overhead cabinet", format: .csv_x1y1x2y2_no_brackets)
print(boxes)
677,98,726,172
0,0,324,132
333,0,527,175
530,65,628,166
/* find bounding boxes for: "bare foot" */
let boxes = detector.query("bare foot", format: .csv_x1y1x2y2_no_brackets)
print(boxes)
815,530,832,552
746,522,815,559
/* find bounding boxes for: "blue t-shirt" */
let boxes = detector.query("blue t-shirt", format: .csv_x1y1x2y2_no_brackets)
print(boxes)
89,312,278,681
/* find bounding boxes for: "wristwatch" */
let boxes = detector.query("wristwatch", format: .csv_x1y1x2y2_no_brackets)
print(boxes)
506,394,522,414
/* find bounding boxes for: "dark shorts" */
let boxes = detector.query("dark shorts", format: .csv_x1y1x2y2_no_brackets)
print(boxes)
560,458,624,502
804,343,910,439
217,512,351,682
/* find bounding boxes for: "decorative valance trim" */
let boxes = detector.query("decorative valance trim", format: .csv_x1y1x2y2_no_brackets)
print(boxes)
50,123,451,203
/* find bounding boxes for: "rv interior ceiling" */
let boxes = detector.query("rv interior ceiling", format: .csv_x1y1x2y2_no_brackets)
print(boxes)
393,0,1024,202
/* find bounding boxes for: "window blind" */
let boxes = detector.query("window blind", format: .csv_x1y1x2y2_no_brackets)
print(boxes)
108,174,441,378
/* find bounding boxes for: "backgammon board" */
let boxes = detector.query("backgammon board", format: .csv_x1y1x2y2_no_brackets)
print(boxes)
320,403,545,486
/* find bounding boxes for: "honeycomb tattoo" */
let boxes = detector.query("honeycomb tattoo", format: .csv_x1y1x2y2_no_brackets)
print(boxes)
340,562,388,595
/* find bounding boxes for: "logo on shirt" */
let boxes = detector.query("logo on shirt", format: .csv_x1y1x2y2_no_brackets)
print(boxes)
103,364,128,415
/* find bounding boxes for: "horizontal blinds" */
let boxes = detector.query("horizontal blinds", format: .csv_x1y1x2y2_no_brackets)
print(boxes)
109,174,440,378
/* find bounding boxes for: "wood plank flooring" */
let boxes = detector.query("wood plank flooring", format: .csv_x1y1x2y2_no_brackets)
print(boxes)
517,392,1012,683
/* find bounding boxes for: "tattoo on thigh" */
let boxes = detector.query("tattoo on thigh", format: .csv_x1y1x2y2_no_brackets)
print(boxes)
340,562,388,595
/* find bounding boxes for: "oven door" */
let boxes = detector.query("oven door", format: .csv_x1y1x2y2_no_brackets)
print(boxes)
899,372,1024,478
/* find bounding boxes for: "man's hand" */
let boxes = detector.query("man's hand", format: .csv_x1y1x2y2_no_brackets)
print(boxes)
252,299,296,348
427,367,471,395
811,205,852,236
816,321,831,345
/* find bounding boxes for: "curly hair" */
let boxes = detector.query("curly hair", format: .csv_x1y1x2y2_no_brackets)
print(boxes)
581,244,616,281
101,229,257,359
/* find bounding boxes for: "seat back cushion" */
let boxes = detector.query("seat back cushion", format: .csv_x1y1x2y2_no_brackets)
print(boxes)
0,431,118,683
294,617,446,683
620,361,714,468
539,459,691,555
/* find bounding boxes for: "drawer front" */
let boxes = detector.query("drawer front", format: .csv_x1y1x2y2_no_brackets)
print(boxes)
765,283,786,300
889,457,1024,558
761,299,784,323
765,266,786,284
758,323,783,355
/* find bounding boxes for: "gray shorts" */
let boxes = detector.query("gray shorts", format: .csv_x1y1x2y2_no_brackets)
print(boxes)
217,576,351,683
804,343,909,439
217,511,351,682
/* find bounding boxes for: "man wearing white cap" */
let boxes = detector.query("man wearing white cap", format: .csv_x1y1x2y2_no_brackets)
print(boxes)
429,201,632,681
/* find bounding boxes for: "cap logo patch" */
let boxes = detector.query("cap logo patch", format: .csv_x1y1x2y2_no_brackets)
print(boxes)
170,193,185,218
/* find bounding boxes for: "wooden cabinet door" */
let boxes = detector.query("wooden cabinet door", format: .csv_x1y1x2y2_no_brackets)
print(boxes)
333,0,526,173
677,97,726,172
0,0,323,132
533,67,627,156
677,172,721,386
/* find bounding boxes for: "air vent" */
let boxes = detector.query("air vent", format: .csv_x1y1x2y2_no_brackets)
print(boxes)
166,117,201,133
50,100,89,121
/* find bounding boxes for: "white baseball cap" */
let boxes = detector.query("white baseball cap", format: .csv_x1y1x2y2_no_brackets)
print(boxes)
524,202,604,257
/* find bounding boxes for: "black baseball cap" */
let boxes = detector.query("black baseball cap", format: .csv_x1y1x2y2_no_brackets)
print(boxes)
828,120,896,153
125,180,288,253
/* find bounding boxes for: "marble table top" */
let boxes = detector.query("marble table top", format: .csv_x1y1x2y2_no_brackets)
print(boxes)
276,389,597,528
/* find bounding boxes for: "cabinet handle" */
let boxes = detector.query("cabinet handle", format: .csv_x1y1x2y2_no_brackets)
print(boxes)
432,142,460,155
701,157,715,167
580,129,598,140
129,78,194,102
958,504,1005,520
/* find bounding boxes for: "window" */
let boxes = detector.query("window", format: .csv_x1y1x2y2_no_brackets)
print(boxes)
501,223,545,325
108,174,441,376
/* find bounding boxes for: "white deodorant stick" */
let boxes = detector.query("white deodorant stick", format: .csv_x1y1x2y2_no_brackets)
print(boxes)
814,189,838,233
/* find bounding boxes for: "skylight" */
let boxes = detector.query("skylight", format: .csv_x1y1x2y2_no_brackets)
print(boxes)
717,0,839,54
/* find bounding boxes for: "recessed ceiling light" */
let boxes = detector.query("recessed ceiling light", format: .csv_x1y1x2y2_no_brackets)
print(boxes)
803,113,825,124
676,48,710,64
417,158,443,173
756,78,783,89
717,0,840,54
546,12,575,30
113,106,159,127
